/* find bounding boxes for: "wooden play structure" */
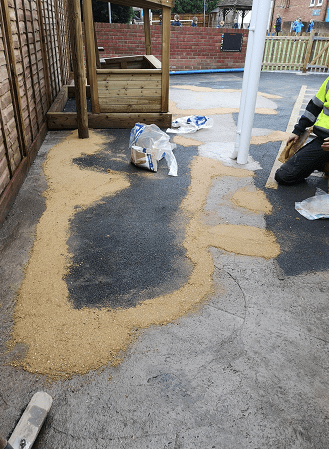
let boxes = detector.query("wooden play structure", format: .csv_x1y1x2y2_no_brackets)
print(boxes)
47,0,174,138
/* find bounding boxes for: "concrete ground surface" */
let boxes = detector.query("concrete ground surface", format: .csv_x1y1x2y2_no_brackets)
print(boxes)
1,72,329,448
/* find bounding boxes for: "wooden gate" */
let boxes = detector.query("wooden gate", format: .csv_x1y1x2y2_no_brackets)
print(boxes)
303,34,329,72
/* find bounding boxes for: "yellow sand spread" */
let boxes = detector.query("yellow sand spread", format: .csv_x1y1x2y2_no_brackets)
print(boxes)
173,136,204,147
171,85,281,99
230,187,273,214
169,100,277,116
250,130,290,145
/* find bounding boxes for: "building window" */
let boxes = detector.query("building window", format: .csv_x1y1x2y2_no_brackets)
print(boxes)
309,0,315,5
317,0,323,5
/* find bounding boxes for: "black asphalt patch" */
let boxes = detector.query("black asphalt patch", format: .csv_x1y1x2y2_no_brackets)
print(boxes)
65,129,196,309
251,73,329,276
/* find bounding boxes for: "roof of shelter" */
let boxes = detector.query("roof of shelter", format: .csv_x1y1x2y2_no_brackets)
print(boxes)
215,0,252,8
97,0,175,9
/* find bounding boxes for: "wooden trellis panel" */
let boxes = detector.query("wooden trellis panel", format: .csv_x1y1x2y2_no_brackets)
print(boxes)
0,0,70,224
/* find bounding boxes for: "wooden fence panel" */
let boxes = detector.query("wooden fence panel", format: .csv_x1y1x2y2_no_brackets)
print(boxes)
0,0,69,217
263,34,329,73
262,36,310,71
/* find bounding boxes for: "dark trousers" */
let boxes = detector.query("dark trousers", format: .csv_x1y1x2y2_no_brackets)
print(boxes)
275,137,329,185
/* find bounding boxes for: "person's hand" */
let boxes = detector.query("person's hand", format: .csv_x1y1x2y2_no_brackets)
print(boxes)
287,133,298,144
321,137,329,151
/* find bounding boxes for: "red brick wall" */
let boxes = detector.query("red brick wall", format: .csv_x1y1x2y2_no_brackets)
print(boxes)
95,23,248,71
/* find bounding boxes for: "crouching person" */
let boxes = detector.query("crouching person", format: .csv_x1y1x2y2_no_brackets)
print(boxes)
275,77,329,185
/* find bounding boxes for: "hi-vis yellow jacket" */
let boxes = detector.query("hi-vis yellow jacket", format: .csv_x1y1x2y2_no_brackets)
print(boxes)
293,77,329,139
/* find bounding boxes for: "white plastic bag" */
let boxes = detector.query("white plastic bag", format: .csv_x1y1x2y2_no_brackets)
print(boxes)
129,123,178,176
166,115,213,134
295,188,329,220
130,145,158,172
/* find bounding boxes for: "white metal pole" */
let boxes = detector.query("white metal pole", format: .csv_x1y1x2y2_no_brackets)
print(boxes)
231,0,260,159
204,0,206,27
108,3,111,23
236,0,272,165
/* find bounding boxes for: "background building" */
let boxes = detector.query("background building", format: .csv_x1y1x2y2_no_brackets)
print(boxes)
270,0,329,33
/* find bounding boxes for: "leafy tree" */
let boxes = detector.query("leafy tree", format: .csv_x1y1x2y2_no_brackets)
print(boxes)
172,0,218,14
111,4,134,23
92,0,108,21
91,0,133,23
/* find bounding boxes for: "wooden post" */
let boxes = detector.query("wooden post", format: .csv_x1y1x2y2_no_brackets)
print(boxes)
161,6,170,112
28,0,47,116
82,0,100,113
66,0,89,138
21,0,41,132
54,0,66,85
0,0,28,157
143,8,152,55
36,0,52,108
94,24,101,69
302,30,315,73
0,102,12,178
13,0,34,143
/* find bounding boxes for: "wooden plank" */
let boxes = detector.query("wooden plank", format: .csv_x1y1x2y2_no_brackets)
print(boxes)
103,55,144,63
97,68,161,75
263,63,303,68
101,60,146,69
302,31,314,72
97,73,161,82
99,96,161,106
100,104,161,112
98,79,161,89
8,392,52,449
0,0,28,159
0,96,12,178
143,8,152,55
98,88,162,97
144,55,162,69
93,23,101,69
161,6,170,112
48,85,68,112
99,96,161,105
36,0,52,108
82,0,100,113
66,0,89,138
47,111,172,129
